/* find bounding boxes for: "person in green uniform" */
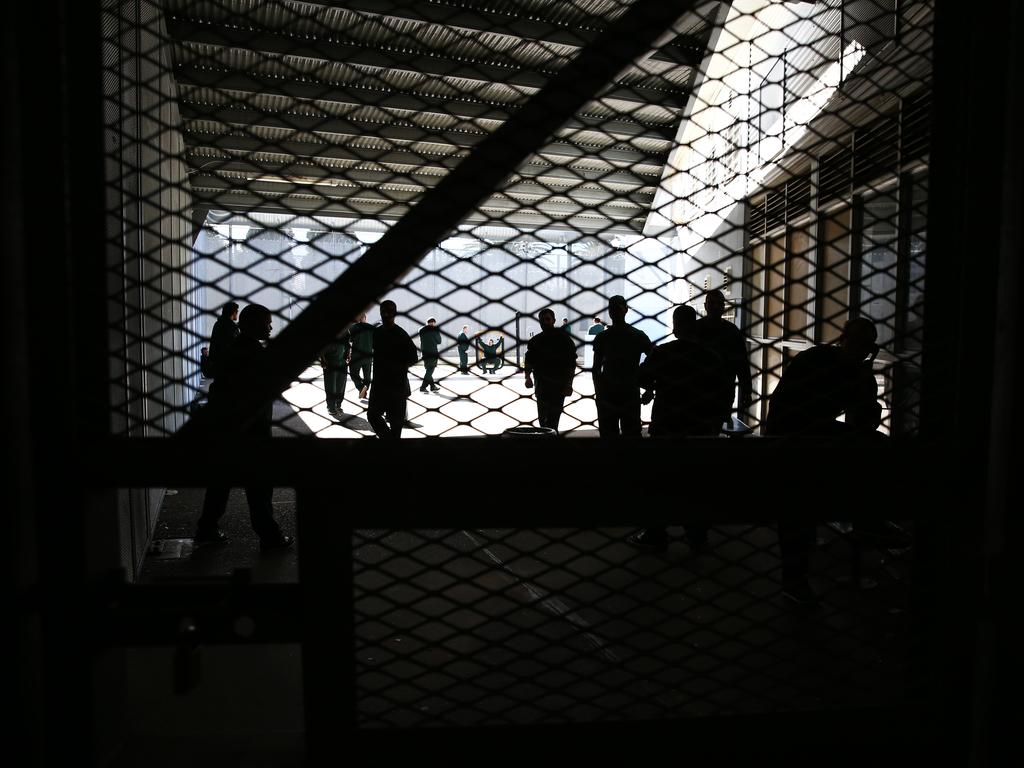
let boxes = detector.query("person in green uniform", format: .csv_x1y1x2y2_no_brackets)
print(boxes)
349,312,374,400
457,325,472,373
319,327,351,418
477,335,503,374
418,317,442,392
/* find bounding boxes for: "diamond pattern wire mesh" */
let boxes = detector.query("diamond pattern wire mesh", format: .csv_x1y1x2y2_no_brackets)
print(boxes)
103,0,932,441
354,524,917,727
103,0,934,730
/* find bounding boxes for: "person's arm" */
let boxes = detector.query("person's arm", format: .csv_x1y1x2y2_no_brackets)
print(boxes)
591,335,604,389
523,343,534,388
405,333,418,368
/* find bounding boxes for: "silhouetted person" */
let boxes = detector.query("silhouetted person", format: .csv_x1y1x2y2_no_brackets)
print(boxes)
696,289,753,423
764,317,884,606
367,300,417,439
457,325,472,373
524,308,576,431
418,317,442,393
349,312,374,400
194,304,292,553
477,335,503,374
199,345,212,379
592,295,652,437
206,301,239,379
629,305,732,552
585,316,605,370
320,327,351,418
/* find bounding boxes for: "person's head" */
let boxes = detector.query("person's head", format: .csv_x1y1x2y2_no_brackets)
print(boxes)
380,300,398,325
538,308,556,330
672,305,698,339
593,316,602,325
608,295,628,323
427,317,436,327
221,301,240,321
704,290,726,321
839,317,879,362
462,325,469,333
357,312,367,323
238,304,272,341
561,318,569,325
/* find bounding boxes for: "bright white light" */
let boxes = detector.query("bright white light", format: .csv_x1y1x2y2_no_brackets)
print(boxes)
354,231,384,244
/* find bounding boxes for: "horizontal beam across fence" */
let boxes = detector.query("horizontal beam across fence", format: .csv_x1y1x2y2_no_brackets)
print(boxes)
87,436,949,527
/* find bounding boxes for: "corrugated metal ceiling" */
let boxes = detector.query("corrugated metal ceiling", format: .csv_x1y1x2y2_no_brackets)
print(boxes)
167,0,721,232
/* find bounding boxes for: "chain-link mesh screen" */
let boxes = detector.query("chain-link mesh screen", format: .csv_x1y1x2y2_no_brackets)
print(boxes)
353,523,917,727
102,0,934,734
104,0,932,440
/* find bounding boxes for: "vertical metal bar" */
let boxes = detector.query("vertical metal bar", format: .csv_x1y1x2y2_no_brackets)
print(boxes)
297,486,356,763
18,0,106,762
849,196,864,317
892,172,914,433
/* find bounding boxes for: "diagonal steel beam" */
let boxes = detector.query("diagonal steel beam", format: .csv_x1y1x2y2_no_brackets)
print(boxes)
177,0,699,439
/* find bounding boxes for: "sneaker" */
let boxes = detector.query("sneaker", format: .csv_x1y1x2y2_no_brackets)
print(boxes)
260,535,294,554
430,386,440,392
193,530,228,547
854,521,912,550
782,580,820,608
627,529,668,553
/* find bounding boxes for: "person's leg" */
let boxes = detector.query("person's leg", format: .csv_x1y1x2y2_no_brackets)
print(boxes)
348,360,364,391
360,362,372,397
336,368,348,410
596,399,619,437
367,395,391,438
326,369,344,412
195,485,230,539
550,395,566,431
621,396,642,437
324,370,336,410
243,484,283,543
425,358,438,389
387,397,408,439
459,350,468,373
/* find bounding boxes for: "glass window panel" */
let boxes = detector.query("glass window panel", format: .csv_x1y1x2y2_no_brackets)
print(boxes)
860,191,900,346
787,225,815,339
821,209,852,342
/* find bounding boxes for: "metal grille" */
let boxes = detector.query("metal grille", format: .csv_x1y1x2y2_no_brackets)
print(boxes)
98,0,940,750
353,523,918,727
103,0,933,441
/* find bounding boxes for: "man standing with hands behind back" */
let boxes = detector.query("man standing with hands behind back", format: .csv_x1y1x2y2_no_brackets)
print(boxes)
524,307,577,432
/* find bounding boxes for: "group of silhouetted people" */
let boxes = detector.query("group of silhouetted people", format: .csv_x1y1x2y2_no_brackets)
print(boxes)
195,295,902,602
